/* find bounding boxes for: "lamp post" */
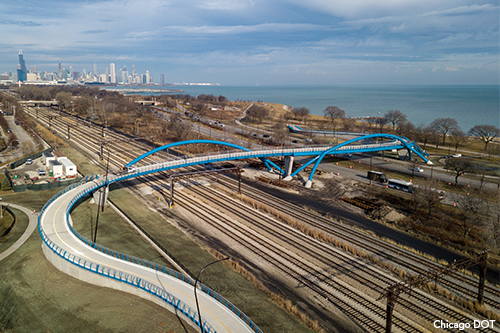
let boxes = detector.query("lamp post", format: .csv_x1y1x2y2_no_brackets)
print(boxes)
194,257,229,333
93,145,110,243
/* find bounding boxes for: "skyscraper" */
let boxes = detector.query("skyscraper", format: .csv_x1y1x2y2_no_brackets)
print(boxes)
17,51,27,82
110,63,116,83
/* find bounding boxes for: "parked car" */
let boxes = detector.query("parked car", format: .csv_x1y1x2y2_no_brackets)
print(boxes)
52,130,57,134
24,174,30,180
452,153,462,158
410,166,424,173
292,140,299,143
305,138,312,143
26,159,33,165
263,134,270,138
38,169,46,176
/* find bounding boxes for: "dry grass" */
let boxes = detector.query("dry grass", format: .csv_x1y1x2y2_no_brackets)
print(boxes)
209,249,325,333
420,282,500,321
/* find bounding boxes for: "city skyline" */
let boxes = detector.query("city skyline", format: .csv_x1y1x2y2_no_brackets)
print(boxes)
1,1,499,85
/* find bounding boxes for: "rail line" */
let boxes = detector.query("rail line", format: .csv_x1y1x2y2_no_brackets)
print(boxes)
185,184,494,332
215,176,500,308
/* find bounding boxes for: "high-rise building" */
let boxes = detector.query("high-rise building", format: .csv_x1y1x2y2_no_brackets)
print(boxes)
110,63,116,83
17,51,27,82
146,70,150,84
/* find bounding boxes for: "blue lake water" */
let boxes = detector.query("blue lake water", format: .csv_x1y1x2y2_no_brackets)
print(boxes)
115,85,499,132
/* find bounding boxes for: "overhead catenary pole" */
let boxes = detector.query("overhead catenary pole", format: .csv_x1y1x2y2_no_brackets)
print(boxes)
378,250,489,333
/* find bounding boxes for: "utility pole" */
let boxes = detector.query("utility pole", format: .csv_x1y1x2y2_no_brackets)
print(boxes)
378,250,489,333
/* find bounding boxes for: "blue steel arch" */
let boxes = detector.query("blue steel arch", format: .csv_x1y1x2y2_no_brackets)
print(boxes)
125,139,284,174
303,133,430,185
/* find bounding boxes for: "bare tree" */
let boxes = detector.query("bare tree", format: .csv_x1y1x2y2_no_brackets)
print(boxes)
430,118,459,145
323,106,345,132
451,191,485,239
293,107,310,123
167,114,191,141
449,129,468,152
376,117,388,133
416,125,435,150
384,110,407,132
482,196,500,252
343,118,357,132
246,105,269,123
444,157,474,185
222,125,235,141
272,121,287,145
397,120,416,138
472,164,488,194
55,91,72,110
468,125,500,150
413,177,443,220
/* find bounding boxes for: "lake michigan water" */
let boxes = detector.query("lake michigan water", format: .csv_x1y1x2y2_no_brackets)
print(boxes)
120,85,499,132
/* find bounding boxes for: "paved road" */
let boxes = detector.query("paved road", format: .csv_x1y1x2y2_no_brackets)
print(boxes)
0,204,38,262
39,176,257,333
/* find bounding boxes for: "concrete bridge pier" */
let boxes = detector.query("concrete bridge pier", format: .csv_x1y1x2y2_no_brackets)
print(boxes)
92,185,109,207
282,156,294,181
304,180,312,188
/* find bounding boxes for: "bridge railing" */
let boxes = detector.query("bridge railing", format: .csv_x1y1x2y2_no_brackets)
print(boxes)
38,217,215,332
38,175,263,333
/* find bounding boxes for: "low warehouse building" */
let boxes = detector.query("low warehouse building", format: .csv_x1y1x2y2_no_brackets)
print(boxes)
48,160,63,177
60,159,77,177
42,152,55,165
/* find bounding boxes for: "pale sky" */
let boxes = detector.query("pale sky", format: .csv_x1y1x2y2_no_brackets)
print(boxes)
1,0,498,85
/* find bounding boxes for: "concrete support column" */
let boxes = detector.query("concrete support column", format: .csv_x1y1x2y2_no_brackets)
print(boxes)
283,156,294,181
92,186,109,207
397,149,409,161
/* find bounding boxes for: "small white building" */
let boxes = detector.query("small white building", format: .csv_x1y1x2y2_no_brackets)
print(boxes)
48,160,63,177
42,152,55,165
60,159,77,177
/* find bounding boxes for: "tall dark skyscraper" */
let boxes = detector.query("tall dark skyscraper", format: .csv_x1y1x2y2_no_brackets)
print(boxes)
17,50,27,82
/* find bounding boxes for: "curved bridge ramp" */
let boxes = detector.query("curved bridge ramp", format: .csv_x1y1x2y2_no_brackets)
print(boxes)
39,175,261,333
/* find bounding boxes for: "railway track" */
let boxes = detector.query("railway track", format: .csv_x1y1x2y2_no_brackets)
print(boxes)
184,183,494,332
22,106,500,332
214,176,500,309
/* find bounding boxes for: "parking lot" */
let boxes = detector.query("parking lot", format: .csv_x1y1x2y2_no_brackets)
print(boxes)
8,157,79,186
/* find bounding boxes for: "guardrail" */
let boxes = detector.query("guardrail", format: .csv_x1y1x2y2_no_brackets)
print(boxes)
38,172,264,333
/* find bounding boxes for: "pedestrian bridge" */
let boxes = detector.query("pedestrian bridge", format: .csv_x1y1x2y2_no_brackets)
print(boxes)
38,133,428,333
124,133,430,188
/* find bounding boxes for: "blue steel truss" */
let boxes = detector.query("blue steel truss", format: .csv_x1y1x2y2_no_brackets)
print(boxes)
122,135,429,185
125,139,285,174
